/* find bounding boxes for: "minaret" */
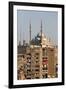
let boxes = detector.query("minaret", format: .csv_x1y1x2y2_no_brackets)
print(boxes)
29,21,31,45
23,31,25,46
19,29,21,46
40,20,42,46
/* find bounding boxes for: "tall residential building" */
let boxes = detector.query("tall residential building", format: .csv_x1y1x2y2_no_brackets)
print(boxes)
17,21,58,80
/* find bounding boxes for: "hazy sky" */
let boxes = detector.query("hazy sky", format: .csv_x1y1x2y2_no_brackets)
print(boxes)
17,10,58,45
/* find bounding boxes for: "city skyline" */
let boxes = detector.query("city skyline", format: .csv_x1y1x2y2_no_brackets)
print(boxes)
17,10,58,45
17,10,58,80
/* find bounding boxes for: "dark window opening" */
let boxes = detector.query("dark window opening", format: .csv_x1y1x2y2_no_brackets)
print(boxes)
27,78,31,79
36,57,39,59
22,55,25,58
43,67,47,70
36,53,39,55
35,77,39,79
27,57,31,59
35,69,39,71
43,74,47,78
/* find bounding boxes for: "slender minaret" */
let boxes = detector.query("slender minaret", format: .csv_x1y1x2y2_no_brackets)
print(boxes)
29,21,31,45
19,29,21,46
23,31,25,46
40,20,42,46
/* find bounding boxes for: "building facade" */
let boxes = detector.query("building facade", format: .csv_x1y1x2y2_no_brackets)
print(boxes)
17,21,58,80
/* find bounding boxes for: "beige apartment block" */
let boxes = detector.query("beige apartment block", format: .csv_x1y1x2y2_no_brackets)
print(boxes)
17,21,58,80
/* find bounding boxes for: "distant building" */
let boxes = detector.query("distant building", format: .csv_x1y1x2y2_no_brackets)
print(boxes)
17,21,58,80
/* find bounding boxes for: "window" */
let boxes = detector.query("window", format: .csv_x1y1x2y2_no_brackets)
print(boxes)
35,69,39,71
27,57,31,59
42,67,47,70
27,77,31,79
35,65,39,68
27,69,31,72
36,60,39,63
36,53,39,55
36,57,39,59
22,55,25,58
35,77,39,79
43,74,47,78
